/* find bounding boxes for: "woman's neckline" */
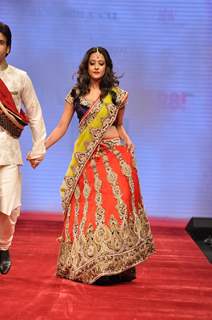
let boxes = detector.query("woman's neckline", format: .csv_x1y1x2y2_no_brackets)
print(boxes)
80,95,100,106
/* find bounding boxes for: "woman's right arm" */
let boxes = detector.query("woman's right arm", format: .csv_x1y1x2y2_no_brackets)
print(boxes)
45,101,74,150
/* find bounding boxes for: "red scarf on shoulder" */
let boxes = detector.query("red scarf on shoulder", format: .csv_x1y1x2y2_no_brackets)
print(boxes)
0,79,29,137
0,79,29,124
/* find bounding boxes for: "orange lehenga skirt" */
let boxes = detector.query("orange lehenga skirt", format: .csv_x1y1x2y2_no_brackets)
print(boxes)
56,138,155,284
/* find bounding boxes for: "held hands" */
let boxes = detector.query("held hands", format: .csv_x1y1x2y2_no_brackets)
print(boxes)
26,154,44,169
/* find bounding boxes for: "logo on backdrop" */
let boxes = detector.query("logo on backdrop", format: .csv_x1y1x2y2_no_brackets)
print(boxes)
141,89,191,111
67,9,118,20
157,91,190,110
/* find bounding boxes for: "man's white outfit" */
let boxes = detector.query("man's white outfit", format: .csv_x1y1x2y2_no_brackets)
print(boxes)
0,61,46,251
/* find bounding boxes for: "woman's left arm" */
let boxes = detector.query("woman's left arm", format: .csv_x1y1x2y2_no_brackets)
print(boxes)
116,107,135,153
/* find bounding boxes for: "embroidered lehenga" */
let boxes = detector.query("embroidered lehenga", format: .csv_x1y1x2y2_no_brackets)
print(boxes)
56,87,155,284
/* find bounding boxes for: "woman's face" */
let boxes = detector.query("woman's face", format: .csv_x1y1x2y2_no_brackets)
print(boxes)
88,52,106,81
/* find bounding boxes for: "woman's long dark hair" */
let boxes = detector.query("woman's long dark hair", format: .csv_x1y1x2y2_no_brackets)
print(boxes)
71,47,119,104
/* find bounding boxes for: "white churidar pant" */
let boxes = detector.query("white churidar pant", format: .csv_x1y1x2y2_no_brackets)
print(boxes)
0,165,21,250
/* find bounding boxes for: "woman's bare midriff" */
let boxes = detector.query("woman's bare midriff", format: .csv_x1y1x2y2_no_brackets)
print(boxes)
102,126,119,139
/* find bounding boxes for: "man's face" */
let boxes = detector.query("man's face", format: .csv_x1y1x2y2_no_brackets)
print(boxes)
0,33,10,64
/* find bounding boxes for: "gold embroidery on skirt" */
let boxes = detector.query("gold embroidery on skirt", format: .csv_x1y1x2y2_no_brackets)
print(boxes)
113,148,137,216
57,142,155,284
64,206,71,241
73,185,80,239
102,151,128,222
90,158,105,225
79,171,91,236
57,207,154,284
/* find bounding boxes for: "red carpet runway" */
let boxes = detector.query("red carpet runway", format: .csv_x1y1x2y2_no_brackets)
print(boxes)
0,213,212,320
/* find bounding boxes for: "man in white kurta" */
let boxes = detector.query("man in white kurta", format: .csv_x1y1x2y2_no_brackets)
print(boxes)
0,22,46,274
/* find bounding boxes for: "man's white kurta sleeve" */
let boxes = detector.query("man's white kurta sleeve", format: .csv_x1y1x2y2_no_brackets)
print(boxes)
21,73,46,159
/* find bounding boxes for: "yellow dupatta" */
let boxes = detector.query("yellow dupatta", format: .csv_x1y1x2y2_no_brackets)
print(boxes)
61,87,128,212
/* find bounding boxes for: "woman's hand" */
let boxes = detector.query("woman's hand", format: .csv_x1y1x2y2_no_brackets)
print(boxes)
116,124,135,154
125,138,135,154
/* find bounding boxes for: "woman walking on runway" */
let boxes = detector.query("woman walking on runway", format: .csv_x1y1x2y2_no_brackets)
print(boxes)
45,47,155,284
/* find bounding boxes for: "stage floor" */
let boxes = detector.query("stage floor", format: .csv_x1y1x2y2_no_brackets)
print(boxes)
0,213,212,320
